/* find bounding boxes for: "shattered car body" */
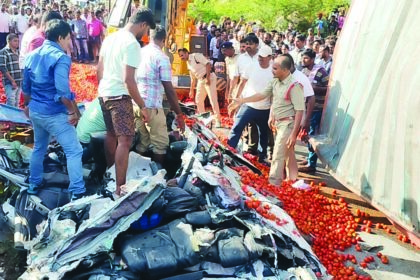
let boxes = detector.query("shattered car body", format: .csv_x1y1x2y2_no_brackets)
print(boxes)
0,109,328,279
12,116,328,280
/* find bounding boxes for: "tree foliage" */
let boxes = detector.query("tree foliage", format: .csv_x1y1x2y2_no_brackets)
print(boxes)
188,0,350,32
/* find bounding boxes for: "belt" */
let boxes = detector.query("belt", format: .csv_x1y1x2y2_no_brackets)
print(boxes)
275,116,295,122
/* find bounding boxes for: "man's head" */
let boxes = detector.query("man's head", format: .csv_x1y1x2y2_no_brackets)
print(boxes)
12,6,18,15
7,33,19,49
272,55,292,80
327,39,336,54
281,44,289,54
257,45,272,68
45,19,72,51
26,7,32,16
244,34,259,55
239,38,247,54
220,41,235,57
201,28,208,36
1,4,6,13
41,11,63,30
281,53,295,72
221,30,228,41
313,40,321,53
301,48,316,68
150,25,166,46
210,24,216,33
294,34,306,49
320,45,330,59
177,48,190,61
75,10,81,19
263,32,272,45
129,7,156,40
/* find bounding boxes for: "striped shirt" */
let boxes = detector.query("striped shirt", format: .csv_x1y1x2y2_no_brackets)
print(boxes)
302,64,329,111
0,47,22,85
137,43,172,109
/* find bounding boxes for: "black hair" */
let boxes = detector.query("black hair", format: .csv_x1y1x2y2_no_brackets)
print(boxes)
302,48,316,59
321,45,330,52
281,53,294,68
150,25,166,41
278,55,293,70
41,10,62,25
130,7,156,29
239,38,247,44
45,19,71,42
6,33,18,42
177,48,189,54
296,34,306,42
244,34,259,44
282,43,290,50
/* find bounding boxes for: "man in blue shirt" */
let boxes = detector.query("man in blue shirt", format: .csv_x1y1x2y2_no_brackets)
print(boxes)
22,19,85,200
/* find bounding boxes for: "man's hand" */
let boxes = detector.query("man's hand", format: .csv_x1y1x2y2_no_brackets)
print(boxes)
11,81,17,89
286,134,297,149
141,108,151,123
68,113,79,126
176,114,185,133
302,118,310,133
268,115,275,131
228,98,241,117
189,89,195,99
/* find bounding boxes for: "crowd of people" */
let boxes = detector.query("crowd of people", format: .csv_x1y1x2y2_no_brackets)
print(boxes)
4,0,346,199
0,0,108,107
181,10,345,185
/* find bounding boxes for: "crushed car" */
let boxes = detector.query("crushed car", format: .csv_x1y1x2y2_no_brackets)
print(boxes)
0,106,329,280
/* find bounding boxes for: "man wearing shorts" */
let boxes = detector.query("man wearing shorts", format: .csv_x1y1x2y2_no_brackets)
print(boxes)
97,8,155,196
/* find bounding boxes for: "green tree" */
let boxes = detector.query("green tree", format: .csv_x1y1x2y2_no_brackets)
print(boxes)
188,0,349,33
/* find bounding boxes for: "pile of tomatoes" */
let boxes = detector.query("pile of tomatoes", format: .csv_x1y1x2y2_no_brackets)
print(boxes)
70,64,98,102
0,64,98,106
212,134,396,280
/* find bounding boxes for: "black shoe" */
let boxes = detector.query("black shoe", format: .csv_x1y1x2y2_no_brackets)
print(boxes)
258,156,271,167
71,192,86,201
246,149,259,156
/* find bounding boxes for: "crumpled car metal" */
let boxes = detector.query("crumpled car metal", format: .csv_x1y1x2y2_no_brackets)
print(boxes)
19,171,166,280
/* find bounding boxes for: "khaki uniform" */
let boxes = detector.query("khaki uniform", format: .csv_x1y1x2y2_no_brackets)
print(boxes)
261,74,305,186
187,53,220,117
134,107,169,155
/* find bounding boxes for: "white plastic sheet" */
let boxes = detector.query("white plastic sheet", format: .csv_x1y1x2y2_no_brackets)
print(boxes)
313,0,420,236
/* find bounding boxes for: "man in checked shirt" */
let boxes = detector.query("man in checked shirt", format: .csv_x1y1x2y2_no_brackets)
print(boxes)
0,33,22,107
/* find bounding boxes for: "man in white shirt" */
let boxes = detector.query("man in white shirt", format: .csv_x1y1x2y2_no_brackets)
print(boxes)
220,41,239,102
0,4,11,49
289,34,306,70
19,14,40,70
227,45,273,163
209,30,220,66
234,34,260,156
13,6,29,47
97,8,155,196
